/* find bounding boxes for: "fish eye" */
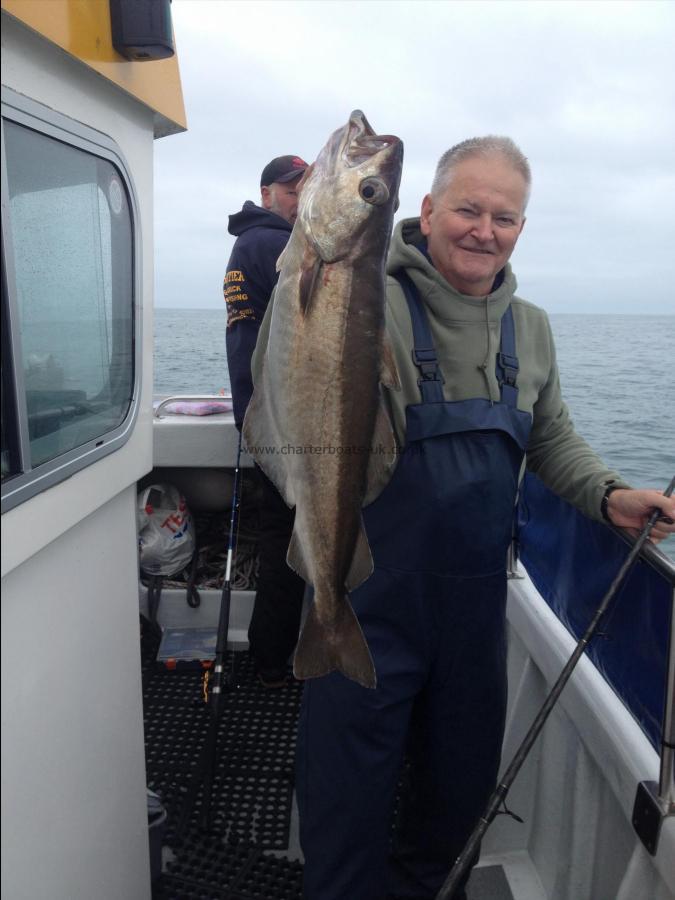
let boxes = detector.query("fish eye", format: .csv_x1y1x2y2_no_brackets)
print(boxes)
359,178,389,206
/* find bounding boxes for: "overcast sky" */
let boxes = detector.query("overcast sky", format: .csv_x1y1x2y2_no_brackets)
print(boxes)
154,0,675,314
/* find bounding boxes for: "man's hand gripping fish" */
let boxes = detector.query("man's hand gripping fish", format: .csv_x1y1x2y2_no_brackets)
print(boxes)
243,111,403,689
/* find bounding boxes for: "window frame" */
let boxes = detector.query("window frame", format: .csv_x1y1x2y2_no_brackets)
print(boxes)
1,86,142,514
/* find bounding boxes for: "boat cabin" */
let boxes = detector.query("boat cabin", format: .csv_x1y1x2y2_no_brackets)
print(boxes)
1,3,673,899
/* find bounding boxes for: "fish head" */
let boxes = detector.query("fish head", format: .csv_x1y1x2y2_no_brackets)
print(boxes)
297,110,403,263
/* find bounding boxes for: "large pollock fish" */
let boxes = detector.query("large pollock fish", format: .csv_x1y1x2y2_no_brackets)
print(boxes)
243,110,403,689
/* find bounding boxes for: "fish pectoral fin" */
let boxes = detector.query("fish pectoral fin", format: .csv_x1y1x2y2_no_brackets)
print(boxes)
275,244,288,273
286,528,311,582
363,402,399,507
380,334,401,390
346,520,373,591
293,598,376,689
242,386,295,508
298,245,322,315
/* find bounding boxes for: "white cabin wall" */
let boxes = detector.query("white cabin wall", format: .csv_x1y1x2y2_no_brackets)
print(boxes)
1,16,157,900
1,487,149,900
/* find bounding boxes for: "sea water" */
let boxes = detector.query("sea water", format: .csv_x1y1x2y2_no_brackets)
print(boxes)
154,308,674,492
154,308,674,561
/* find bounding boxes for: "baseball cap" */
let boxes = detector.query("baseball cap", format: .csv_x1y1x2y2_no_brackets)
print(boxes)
260,155,308,188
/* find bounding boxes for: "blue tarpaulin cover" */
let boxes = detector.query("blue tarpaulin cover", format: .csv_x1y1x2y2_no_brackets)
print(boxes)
517,472,672,751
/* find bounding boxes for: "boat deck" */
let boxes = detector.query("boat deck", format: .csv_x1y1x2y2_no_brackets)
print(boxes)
141,620,545,900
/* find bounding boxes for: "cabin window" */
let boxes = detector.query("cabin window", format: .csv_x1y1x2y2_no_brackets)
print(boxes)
1,293,21,482
1,91,138,512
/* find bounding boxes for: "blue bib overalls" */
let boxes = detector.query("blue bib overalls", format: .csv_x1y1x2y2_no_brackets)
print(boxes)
296,274,532,899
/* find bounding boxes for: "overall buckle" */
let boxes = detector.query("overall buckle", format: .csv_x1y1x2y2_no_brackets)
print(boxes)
497,352,519,387
412,347,445,383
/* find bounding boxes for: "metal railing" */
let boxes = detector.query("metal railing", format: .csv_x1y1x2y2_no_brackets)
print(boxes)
512,505,675,853
154,394,233,419
606,520,675,583
661,589,675,810
607,523,675,828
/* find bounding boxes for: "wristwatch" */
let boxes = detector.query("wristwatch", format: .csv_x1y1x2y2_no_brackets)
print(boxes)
600,485,621,523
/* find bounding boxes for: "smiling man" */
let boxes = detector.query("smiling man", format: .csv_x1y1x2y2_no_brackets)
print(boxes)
295,136,675,900
421,146,527,295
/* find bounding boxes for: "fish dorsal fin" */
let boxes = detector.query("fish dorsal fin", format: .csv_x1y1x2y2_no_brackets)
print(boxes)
298,245,322,315
380,333,400,390
363,401,398,507
346,518,374,591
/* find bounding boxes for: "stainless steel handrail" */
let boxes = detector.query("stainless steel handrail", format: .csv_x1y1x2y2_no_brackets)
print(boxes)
514,515,675,825
603,524,675,815
608,523,675,826
607,522,675,584
661,585,675,810
154,394,233,419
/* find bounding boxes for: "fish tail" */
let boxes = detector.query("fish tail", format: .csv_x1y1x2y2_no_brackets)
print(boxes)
293,598,376,689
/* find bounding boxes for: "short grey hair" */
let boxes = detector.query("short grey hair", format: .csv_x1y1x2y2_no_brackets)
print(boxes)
431,136,531,209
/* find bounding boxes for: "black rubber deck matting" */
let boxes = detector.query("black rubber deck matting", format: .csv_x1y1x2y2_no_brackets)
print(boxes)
141,618,304,898
153,836,303,900
143,661,300,847
141,619,515,900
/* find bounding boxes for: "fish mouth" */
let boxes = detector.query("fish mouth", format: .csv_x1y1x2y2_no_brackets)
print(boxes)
341,109,402,168
316,111,402,180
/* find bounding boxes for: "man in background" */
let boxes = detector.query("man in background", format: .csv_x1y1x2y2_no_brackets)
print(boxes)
224,154,307,687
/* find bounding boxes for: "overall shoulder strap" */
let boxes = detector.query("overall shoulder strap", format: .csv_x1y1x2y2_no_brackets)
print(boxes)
394,271,445,403
495,304,519,407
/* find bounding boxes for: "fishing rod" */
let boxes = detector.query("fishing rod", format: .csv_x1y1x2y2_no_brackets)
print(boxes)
177,428,244,835
436,475,675,900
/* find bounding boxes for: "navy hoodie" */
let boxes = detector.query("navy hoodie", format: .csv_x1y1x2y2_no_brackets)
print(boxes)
224,201,292,426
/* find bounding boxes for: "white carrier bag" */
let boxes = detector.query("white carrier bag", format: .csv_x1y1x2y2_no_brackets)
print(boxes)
137,483,196,577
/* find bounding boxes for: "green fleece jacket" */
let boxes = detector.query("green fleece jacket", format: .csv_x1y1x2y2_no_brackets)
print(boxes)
383,218,629,521
251,216,629,522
